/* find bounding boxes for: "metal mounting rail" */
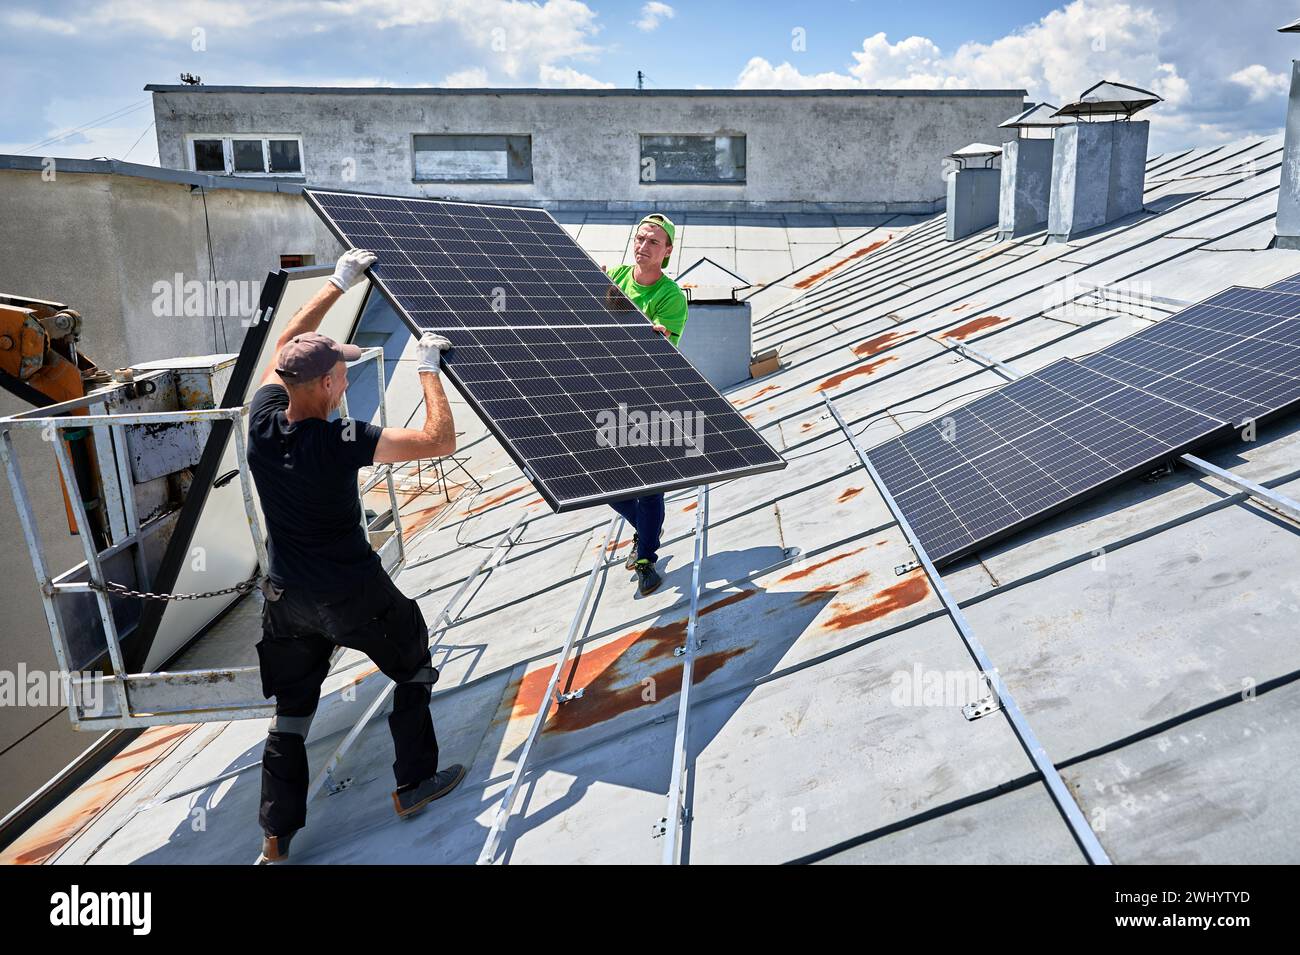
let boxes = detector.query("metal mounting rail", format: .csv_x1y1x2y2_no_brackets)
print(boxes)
477,514,623,865
658,483,709,865
951,342,1300,525
823,395,1111,865
304,510,530,810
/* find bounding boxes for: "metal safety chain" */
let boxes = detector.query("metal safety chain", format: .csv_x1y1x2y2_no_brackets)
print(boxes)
85,574,264,601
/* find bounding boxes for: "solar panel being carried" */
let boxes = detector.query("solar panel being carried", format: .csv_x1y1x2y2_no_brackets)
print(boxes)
866,358,1229,566
304,190,785,511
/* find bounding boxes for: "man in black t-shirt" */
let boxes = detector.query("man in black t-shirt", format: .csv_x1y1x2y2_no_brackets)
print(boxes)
248,248,464,863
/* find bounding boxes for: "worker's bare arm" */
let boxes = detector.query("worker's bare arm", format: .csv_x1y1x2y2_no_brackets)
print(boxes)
374,370,456,463
260,250,376,387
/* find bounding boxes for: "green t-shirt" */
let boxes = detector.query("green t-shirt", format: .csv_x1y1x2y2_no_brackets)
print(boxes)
609,265,689,347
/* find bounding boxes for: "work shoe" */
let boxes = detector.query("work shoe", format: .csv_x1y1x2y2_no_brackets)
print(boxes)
634,559,662,596
392,764,467,819
624,534,640,570
258,830,298,864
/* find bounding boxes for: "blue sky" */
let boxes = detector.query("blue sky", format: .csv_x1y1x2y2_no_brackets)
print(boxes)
2,0,1297,160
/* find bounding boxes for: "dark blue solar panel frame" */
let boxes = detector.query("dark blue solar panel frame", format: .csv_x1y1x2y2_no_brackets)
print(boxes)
867,358,1229,566
304,190,785,511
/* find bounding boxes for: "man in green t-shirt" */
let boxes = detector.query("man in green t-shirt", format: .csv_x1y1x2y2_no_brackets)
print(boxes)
605,213,688,596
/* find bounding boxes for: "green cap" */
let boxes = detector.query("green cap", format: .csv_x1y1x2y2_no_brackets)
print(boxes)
637,213,676,268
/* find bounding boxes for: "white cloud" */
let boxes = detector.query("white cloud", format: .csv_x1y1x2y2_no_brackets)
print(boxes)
1,10,79,34
538,64,614,88
635,2,674,33
735,57,859,90
441,67,489,87
1229,64,1290,102
734,0,1289,151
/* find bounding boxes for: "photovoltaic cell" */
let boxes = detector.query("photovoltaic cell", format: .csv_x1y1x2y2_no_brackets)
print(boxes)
1265,271,1300,294
304,190,785,511
866,359,1228,566
1078,286,1300,425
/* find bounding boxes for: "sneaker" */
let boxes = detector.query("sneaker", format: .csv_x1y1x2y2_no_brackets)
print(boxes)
624,534,640,570
258,830,298,864
392,763,467,819
634,559,662,596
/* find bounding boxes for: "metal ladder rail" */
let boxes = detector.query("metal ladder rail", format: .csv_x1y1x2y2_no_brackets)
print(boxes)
305,510,530,807
0,406,269,724
823,395,1112,865
658,484,709,865
477,514,623,865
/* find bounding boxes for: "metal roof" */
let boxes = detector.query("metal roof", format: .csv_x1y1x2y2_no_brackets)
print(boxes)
4,132,1300,865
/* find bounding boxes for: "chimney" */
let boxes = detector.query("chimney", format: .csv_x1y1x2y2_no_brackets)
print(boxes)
996,103,1070,240
944,143,1002,241
1046,81,1162,243
1275,20,1300,249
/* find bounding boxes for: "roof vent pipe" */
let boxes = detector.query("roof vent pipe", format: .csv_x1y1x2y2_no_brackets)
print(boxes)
996,103,1071,240
1046,81,1161,243
1274,25,1300,249
944,143,1002,241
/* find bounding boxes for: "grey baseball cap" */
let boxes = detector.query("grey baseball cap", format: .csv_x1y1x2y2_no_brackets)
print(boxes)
275,332,362,380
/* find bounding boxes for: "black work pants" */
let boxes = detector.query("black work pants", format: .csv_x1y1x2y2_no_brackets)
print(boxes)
609,493,666,563
255,565,439,837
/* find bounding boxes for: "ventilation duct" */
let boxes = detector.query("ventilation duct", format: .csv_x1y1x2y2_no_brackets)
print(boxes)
1046,81,1160,243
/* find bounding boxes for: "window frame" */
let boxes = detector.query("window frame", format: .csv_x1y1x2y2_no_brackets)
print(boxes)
410,133,534,184
638,133,747,185
184,134,306,178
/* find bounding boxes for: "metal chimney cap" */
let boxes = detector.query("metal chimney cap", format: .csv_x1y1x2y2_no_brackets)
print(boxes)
1053,80,1162,119
948,142,1003,159
675,255,754,303
1280,17,1300,32
999,102,1072,128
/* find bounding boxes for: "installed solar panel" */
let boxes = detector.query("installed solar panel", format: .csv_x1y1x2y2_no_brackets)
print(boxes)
1078,286,1300,425
866,358,1227,565
1265,272,1300,294
304,190,785,511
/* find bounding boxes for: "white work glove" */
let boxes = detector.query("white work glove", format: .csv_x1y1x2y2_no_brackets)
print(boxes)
415,331,452,375
328,248,377,291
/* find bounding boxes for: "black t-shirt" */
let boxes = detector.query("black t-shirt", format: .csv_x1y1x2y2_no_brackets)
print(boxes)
247,383,384,593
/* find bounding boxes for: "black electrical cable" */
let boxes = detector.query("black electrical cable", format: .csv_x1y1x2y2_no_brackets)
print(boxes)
198,186,227,352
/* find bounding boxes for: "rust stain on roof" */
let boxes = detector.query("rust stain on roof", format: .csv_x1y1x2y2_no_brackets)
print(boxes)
779,546,867,582
837,486,864,504
735,384,781,405
792,237,890,289
822,573,930,631
509,589,758,733
465,485,528,516
797,570,872,606
851,330,913,358
941,315,1010,341
816,355,896,392
401,501,449,542
0,724,196,865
